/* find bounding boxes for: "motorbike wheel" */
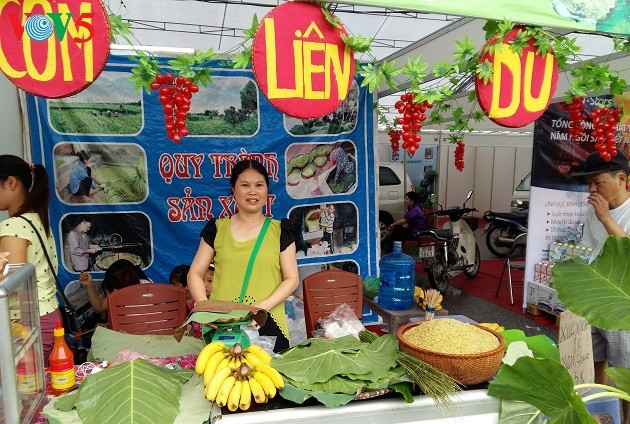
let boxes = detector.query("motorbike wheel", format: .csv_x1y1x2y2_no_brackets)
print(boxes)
486,226,516,257
427,252,450,293
464,244,481,278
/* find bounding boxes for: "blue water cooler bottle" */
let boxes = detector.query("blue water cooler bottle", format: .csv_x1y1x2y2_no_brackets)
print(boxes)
378,241,415,310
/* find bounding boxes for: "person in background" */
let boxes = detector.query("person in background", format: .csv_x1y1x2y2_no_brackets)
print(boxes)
572,150,630,424
80,259,151,314
0,155,60,366
320,204,336,253
67,215,101,272
188,159,299,352
203,263,214,298
69,150,104,202
383,191,427,253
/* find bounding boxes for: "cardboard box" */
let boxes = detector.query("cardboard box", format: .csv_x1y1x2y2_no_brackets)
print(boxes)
536,283,565,313
527,282,538,304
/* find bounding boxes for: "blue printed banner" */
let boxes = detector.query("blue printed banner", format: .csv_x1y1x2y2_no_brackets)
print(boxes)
27,55,377,322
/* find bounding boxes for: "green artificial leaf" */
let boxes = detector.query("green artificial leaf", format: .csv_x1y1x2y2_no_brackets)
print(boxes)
243,14,259,40
322,8,342,29
232,48,252,69
488,357,595,424
358,63,380,92
453,36,476,64
432,61,453,78
89,326,205,362
379,59,402,91
127,52,160,93
67,359,192,424
272,335,399,384
500,329,559,361
342,34,372,53
609,76,628,96
552,237,630,331
108,14,132,42
476,59,494,84
498,400,546,423
401,56,428,84
606,367,630,395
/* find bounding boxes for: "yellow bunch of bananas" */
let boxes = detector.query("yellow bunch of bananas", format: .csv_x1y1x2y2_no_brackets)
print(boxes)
478,322,505,332
194,342,284,411
414,287,443,311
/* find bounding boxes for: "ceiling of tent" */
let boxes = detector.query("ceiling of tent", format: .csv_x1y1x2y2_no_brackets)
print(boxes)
105,0,621,130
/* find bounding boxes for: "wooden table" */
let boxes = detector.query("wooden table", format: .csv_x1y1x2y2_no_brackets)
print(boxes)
363,296,447,335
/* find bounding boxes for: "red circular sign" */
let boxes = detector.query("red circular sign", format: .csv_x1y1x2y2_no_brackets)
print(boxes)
252,1,355,119
0,0,110,98
475,27,559,128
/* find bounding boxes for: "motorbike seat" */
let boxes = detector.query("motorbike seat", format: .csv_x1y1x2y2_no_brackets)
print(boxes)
490,211,528,221
419,228,453,241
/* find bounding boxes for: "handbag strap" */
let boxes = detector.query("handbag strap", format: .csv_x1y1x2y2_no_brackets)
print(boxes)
17,215,75,312
238,217,271,303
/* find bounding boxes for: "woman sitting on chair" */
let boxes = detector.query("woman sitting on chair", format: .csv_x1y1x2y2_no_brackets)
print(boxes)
383,191,428,253
80,259,150,314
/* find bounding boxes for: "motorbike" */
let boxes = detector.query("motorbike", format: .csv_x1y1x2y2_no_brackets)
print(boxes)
417,190,481,292
482,204,528,257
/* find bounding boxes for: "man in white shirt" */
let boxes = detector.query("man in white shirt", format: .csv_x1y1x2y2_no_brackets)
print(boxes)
573,150,630,424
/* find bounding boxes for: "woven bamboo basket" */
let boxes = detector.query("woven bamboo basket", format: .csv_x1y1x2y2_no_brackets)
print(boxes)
396,321,506,386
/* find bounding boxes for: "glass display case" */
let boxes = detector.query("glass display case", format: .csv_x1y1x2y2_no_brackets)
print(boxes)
0,264,46,424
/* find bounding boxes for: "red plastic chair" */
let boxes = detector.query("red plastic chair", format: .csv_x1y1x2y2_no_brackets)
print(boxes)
302,269,363,338
107,284,187,335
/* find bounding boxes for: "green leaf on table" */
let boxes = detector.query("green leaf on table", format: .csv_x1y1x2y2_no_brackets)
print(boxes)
552,237,630,331
279,380,356,408
67,359,191,424
89,326,205,362
272,335,398,384
488,357,595,423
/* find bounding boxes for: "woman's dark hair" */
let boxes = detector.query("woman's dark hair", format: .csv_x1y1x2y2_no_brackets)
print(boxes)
0,155,51,235
230,159,269,189
405,191,419,204
102,259,147,292
77,150,91,162
169,264,190,287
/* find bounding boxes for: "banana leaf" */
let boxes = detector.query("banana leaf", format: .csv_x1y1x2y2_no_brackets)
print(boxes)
551,237,630,331
89,326,205,361
42,371,211,424
272,334,399,384
49,359,195,424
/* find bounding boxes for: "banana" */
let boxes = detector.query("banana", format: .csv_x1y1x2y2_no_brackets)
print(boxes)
205,366,232,402
247,375,267,403
227,380,242,412
239,379,252,410
216,375,236,407
203,351,229,386
252,370,276,398
243,351,263,367
245,344,272,365
254,362,284,389
195,341,227,375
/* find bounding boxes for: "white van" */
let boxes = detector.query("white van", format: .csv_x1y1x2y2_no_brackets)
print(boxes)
378,163,414,240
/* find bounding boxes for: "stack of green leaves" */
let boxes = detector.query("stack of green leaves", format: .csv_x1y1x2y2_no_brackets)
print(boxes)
272,334,413,407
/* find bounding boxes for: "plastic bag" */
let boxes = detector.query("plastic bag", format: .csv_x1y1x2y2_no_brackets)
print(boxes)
362,276,380,299
317,303,366,339
286,296,307,346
